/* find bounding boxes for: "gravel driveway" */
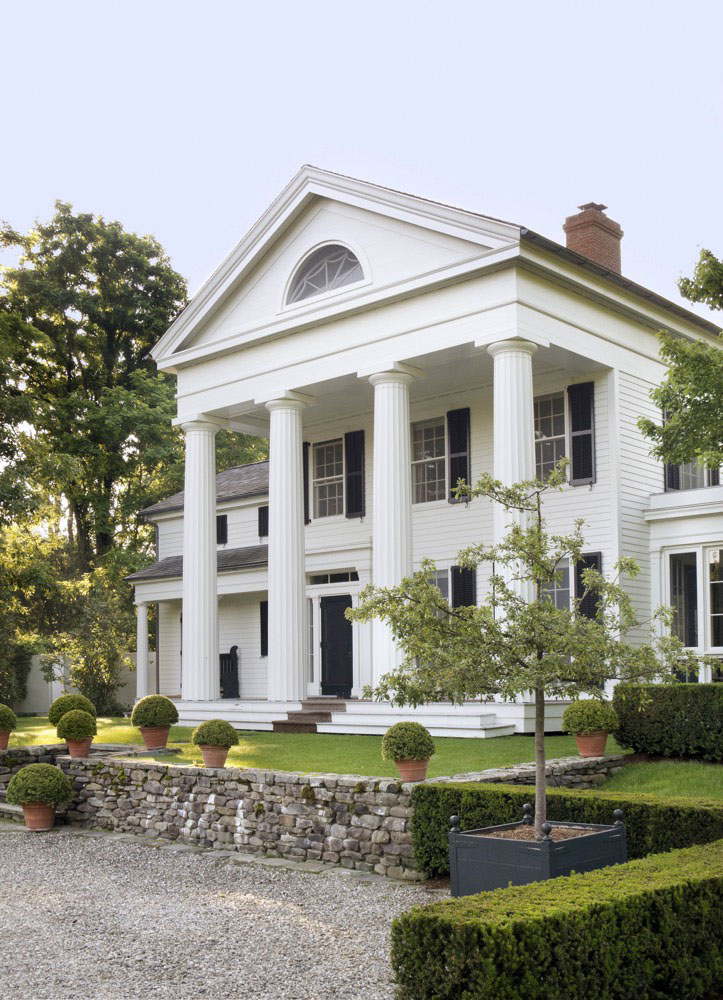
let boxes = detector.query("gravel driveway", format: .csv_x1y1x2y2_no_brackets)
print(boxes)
0,823,446,1000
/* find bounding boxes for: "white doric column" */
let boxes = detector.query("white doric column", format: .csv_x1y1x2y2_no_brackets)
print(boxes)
368,367,419,686
265,394,310,702
181,419,220,701
135,602,149,702
487,339,537,600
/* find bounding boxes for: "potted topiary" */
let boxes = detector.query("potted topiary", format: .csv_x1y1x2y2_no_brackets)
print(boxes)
0,703,18,751
382,721,436,782
131,694,179,749
56,709,97,758
48,693,97,728
191,719,240,768
563,699,618,757
6,763,74,831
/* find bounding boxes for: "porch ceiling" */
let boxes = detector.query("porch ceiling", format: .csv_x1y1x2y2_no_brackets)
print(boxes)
216,339,608,431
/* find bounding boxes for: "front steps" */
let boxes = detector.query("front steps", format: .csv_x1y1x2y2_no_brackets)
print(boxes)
272,697,349,733
317,701,515,738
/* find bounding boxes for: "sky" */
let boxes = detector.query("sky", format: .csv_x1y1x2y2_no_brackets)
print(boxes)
3,0,723,323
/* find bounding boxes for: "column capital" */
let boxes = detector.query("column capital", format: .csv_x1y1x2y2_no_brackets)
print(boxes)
358,361,424,383
486,338,538,359
135,599,149,608
258,390,315,412
180,418,223,435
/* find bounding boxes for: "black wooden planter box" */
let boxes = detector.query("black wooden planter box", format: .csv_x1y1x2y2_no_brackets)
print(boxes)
449,811,627,897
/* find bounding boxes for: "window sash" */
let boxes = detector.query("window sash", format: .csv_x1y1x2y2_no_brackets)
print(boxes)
540,560,571,610
411,417,446,503
313,439,344,518
534,392,567,481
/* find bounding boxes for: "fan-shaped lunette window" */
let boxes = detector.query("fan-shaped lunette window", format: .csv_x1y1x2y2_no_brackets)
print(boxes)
287,244,363,304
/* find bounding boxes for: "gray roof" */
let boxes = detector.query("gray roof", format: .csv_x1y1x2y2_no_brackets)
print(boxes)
126,544,268,582
141,460,269,517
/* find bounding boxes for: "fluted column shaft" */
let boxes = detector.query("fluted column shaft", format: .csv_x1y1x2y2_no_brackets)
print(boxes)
181,420,220,701
369,371,415,686
135,602,149,702
487,339,537,601
266,398,307,701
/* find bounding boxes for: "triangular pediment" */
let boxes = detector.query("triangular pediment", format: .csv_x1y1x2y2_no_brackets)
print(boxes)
152,167,522,366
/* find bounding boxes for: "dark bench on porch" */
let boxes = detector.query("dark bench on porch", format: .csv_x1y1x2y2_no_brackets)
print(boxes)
220,645,239,699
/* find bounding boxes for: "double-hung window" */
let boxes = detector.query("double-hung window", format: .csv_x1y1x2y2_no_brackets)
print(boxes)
665,547,723,671
411,417,446,503
534,392,566,481
540,560,571,609
313,439,344,518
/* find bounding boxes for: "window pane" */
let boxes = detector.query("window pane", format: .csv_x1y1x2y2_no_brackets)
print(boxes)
313,439,344,518
670,552,698,646
288,245,363,304
540,560,570,610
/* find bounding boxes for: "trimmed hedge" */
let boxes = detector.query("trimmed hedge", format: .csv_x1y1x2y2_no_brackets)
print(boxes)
131,694,179,728
48,693,96,726
382,721,436,762
56,709,97,742
613,683,723,762
411,782,723,877
391,839,723,999
562,698,617,734
6,763,74,807
191,719,240,748
0,703,18,732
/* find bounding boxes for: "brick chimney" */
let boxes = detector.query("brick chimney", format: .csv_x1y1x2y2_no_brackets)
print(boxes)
563,203,623,274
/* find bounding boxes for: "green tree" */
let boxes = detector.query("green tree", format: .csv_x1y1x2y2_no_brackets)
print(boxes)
639,249,723,467
349,464,700,839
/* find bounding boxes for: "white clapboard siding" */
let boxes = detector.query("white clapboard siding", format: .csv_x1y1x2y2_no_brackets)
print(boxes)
218,593,268,699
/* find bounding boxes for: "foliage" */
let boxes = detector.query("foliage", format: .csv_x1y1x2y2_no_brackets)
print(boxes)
391,839,723,1000
639,249,723,467
381,721,436,762
613,683,723,763
48,693,97,726
56,709,97,742
410,782,723,878
6,763,74,806
562,699,618,735
0,640,34,709
131,694,179,729
349,461,695,837
191,719,240,748
0,703,17,731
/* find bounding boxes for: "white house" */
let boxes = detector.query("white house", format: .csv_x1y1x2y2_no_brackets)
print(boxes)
127,167,723,736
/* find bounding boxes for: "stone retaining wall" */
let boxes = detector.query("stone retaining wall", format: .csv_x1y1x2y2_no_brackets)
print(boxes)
0,748,624,880
0,745,66,798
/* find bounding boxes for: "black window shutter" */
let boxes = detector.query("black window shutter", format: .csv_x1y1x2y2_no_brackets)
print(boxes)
665,464,681,491
216,514,228,545
451,565,477,607
258,505,269,538
709,467,720,486
303,442,311,524
447,408,470,501
567,382,595,485
576,552,602,619
260,600,268,656
344,430,365,518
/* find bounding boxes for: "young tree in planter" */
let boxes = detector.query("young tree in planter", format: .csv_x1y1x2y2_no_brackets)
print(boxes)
349,462,701,840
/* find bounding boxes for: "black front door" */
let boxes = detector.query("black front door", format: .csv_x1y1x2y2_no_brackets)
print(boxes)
320,595,353,697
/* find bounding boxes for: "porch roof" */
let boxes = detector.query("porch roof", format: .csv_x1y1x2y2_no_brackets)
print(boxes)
126,544,268,582
140,460,269,517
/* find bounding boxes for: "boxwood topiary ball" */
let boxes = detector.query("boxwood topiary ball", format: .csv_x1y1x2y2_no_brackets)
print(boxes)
191,719,240,748
48,694,97,727
0,703,18,732
562,699,618,735
131,694,179,729
6,763,74,807
56,709,97,742
382,721,436,762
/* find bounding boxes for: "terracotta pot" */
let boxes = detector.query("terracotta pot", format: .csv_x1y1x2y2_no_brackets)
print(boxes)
199,745,230,768
139,726,171,750
575,731,609,757
395,758,429,782
0,731,9,751
66,738,93,759
22,803,56,832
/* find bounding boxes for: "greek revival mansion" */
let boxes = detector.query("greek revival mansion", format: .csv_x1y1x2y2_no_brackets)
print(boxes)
127,167,723,736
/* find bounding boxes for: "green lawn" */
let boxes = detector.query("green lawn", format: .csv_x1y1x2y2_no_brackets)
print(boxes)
12,716,721,799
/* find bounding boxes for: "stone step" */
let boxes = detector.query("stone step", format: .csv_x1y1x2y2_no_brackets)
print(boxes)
0,801,23,821
271,720,319,734
301,698,349,712
285,711,333,723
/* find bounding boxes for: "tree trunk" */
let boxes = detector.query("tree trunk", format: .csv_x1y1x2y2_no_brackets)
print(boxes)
534,686,546,840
